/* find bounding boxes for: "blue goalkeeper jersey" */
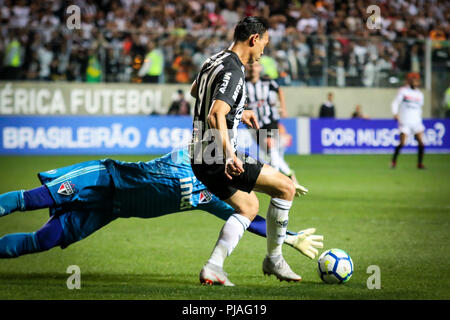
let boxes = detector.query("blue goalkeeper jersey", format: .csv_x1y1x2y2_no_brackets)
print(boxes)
102,148,233,219
39,147,235,220
37,148,236,248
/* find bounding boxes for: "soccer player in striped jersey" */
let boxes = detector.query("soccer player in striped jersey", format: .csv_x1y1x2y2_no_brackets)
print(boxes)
246,61,306,196
190,17,306,286
391,72,426,169
0,148,323,264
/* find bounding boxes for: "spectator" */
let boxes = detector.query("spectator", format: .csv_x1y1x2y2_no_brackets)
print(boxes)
375,54,393,86
268,15,287,47
105,47,120,82
10,0,30,28
259,46,279,80
0,0,448,86
220,0,240,30
296,9,318,34
25,51,39,81
328,59,346,87
208,6,226,28
171,48,194,83
2,35,22,80
86,50,102,82
67,47,88,82
138,41,164,83
319,92,336,118
167,89,191,115
351,105,370,119
308,48,325,86
37,42,53,81
445,87,450,118
362,57,376,87
1,0,13,25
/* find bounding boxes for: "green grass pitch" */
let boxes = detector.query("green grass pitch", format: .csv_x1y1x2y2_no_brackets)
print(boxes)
0,153,449,300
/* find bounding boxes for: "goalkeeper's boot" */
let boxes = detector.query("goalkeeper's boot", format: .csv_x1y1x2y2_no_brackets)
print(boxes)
417,163,426,169
262,255,301,282
199,262,235,286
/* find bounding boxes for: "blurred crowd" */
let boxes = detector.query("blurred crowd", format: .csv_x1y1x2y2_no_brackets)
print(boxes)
0,0,449,87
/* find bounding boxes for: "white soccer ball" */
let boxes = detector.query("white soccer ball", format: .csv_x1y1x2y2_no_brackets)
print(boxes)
317,248,353,284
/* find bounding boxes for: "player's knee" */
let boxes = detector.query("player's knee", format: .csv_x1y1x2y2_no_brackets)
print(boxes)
274,176,295,201
285,179,296,200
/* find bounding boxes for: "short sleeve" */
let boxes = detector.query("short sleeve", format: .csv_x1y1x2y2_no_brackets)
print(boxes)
269,79,280,91
212,67,244,108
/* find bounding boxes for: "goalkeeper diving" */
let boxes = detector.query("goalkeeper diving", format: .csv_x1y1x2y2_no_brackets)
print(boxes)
0,148,323,265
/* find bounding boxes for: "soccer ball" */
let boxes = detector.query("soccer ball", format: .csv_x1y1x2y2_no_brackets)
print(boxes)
317,249,353,284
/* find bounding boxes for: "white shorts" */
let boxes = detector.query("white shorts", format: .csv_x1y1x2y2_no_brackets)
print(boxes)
398,121,425,136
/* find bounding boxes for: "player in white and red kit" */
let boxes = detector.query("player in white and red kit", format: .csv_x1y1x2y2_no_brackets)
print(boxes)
391,72,426,169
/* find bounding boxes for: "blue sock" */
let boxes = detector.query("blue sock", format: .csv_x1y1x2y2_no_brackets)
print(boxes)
23,186,55,210
0,215,63,258
247,215,297,237
247,215,267,237
35,216,64,251
0,190,26,217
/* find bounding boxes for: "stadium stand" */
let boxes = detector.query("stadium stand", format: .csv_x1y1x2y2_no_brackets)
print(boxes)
0,0,448,86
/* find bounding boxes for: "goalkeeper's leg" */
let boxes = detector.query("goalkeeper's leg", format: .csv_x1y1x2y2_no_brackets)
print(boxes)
0,186,54,217
0,215,63,258
0,186,61,258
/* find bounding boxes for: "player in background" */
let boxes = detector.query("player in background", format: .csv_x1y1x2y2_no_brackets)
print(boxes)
190,17,306,286
245,61,306,196
0,148,323,263
391,72,426,169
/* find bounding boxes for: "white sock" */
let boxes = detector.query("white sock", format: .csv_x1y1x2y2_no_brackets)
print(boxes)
266,198,292,258
208,213,251,268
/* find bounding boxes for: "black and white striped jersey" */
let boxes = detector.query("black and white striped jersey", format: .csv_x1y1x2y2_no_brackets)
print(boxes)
192,50,246,153
246,78,280,128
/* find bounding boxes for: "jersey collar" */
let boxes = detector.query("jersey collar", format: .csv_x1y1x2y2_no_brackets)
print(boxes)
224,49,244,68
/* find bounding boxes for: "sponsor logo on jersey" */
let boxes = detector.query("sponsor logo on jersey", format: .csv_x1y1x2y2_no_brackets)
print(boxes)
57,181,75,196
232,78,243,101
219,72,232,94
403,95,422,104
199,190,212,204
180,176,194,210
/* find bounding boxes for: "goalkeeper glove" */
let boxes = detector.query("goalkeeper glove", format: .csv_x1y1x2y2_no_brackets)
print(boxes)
284,228,324,259
294,183,308,197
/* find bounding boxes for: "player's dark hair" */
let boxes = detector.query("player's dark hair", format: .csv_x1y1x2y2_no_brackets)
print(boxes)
233,16,269,42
